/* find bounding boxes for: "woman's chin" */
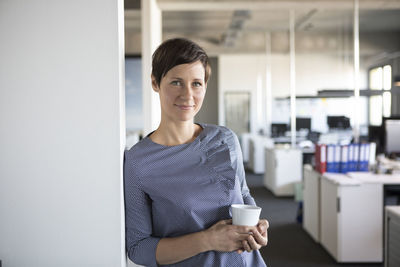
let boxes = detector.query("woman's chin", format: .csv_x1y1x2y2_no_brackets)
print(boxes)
172,111,197,122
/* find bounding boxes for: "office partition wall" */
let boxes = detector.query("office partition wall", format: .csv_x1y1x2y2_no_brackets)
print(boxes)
0,1,126,266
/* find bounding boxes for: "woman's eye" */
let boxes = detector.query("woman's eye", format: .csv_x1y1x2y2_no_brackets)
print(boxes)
193,82,202,87
171,80,181,86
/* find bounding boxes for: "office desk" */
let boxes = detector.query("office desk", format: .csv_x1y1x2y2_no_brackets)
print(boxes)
248,135,274,174
240,133,256,163
264,147,302,196
385,206,400,267
272,136,307,144
319,172,400,263
303,165,321,243
320,173,383,263
272,135,315,164
347,172,400,207
347,172,400,185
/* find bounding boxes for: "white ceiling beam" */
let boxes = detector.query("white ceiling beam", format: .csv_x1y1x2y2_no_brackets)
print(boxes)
157,0,400,11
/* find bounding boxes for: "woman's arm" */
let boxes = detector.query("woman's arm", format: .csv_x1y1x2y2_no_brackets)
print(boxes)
155,230,208,265
125,152,161,266
229,129,256,205
156,219,256,265
227,130,269,253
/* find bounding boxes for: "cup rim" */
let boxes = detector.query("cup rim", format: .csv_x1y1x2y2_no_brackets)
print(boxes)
231,204,261,210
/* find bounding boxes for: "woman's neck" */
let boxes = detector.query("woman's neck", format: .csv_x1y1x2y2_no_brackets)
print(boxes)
150,120,201,146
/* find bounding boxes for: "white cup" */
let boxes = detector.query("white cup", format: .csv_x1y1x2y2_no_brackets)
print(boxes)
231,204,262,226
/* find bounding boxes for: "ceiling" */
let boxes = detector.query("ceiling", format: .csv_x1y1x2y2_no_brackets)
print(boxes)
124,0,400,56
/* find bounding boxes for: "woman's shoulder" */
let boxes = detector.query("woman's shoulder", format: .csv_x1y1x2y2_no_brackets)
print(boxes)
124,137,152,162
200,124,238,146
201,123,233,135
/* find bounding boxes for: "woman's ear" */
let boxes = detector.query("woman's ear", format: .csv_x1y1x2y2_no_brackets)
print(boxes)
151,75,159,92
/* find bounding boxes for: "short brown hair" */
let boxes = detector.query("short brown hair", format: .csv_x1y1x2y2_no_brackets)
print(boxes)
151,38,211,86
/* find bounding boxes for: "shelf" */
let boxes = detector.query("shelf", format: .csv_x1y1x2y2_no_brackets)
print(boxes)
275,89,397,100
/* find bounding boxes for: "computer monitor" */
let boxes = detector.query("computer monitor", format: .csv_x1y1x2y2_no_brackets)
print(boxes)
368,125,385,154
296,117,311,131
271,123,288,137
385,119,400,155
327,116,350,129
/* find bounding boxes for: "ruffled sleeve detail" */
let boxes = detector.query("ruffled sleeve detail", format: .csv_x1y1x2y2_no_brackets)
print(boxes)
199,127,236,192
198,125,256,206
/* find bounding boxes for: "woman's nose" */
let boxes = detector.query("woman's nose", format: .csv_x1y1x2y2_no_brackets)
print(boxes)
180,85,193,99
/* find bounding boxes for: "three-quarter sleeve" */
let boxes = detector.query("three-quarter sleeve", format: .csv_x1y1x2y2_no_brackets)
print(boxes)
124,152,160,267
230,131,256,206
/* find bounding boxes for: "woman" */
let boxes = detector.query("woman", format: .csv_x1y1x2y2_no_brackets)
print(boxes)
124,38,268,266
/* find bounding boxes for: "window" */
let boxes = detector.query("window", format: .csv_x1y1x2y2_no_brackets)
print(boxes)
369,65,391,126
383,65,392,118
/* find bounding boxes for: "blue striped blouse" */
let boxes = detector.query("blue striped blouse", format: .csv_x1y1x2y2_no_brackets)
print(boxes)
124,124,266,267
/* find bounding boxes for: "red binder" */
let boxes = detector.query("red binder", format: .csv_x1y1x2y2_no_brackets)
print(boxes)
315,144,327,174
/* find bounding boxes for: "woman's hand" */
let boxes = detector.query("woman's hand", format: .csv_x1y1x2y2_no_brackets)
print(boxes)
204,219,256,252
238,219,269,254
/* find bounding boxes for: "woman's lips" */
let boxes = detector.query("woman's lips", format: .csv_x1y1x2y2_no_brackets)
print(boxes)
175,104,194,110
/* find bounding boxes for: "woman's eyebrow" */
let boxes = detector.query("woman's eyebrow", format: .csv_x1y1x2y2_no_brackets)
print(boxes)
170,77,203,81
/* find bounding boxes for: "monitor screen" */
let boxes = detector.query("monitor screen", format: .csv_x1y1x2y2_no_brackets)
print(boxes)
368,125,384,154
385,119,400,154
327,116,350,129
271,123,288,137
296,117,311,131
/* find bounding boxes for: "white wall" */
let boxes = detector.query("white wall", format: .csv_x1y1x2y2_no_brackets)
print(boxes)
219,53,368,133
141,0,162,136
0,1,126,267
219,54,266,133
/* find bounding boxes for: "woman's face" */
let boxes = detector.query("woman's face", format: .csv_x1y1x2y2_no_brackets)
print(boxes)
152,61,206,123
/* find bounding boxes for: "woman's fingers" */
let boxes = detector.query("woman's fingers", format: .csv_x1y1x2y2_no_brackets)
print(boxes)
235,224,268,244
243,240,252,252
233,225,257,234
257,219,269,235
237,233,252,241
247,235,262,250
234,224,268,244
252,228,268,246
212,219,268,253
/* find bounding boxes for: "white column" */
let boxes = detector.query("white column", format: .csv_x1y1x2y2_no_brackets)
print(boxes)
141,0,162,136
353,0,361,143
265,32,272,136
0,1,126,266
256,73,263,132
289,10,297,148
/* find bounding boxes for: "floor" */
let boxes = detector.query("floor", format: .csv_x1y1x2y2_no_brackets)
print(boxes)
245,171,384,267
